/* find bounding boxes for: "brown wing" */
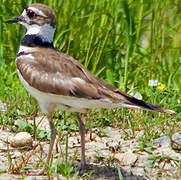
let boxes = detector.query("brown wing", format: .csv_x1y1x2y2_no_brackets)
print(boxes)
16,48,126,101
16,47,174,114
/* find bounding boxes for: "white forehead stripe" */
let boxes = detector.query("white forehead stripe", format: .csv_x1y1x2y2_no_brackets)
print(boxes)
28,7,47,17
21,9,30,23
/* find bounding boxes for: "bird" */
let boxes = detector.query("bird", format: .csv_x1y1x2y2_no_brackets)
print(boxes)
6,3,175,173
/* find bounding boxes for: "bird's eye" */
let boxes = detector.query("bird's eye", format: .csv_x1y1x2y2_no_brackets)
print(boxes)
26,9,36,18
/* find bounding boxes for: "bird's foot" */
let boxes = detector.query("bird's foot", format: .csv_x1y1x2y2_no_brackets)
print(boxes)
73,159,86,175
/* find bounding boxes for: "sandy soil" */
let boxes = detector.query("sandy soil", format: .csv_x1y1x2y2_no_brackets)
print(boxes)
0,116,180,180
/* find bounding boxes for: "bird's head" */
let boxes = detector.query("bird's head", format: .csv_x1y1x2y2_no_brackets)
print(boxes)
6,4,56,43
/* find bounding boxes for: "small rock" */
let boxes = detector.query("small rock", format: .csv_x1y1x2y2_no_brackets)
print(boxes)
135,130,144,139
172,133,181,145
153,136,171,147
9,132,33,148
115,150,137,166
11,151,22,158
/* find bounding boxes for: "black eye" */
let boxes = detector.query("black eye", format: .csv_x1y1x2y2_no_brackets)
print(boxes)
26,9,36,18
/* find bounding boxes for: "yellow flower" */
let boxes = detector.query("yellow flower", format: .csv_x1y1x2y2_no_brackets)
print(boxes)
175,0,179,5
157,84,165,91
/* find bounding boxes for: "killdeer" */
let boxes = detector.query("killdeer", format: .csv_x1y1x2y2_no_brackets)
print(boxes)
6,3,175,172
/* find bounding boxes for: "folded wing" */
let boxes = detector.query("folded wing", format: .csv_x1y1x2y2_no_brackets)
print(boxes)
16,48,175,114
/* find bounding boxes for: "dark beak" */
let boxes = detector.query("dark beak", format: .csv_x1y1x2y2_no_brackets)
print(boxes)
6,16,23,23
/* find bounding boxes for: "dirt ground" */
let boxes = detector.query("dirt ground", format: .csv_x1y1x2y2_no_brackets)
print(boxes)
0,116,180,180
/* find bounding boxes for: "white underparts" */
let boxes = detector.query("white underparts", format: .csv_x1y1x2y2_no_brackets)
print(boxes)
18,46,38,54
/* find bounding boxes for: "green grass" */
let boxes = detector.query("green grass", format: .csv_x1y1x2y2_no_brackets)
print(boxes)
0,0,181,178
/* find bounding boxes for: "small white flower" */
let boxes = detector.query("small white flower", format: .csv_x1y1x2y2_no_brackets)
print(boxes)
0,100,7,112
148,80,160,87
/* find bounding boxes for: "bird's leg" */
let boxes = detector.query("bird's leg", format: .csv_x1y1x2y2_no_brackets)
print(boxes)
28,112,56,175
76,113,86,169
38,113,56,175
46,113,56,164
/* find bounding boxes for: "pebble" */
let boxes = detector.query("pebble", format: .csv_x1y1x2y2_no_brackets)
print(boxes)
9,132,33,148
153,133,181,147
153,136,171,147
172,133,181,145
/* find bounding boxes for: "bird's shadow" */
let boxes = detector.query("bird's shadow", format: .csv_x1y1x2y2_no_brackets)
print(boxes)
74,163,146,180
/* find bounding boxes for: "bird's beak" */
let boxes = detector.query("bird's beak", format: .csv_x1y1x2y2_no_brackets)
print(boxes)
6,16,23,23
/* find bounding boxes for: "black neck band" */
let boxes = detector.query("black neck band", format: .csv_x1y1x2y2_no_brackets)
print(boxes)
21,35,54,48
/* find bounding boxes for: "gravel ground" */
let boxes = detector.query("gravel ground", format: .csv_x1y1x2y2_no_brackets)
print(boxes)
0,116,180,180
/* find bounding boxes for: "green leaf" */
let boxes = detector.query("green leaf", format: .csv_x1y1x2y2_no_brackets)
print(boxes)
146,159,155,168
144,146,153,154
37,130,48,139
16,120,28,130
16,120,33,132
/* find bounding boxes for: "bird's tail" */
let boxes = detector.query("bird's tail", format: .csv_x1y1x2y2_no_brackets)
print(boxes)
121,95,175,114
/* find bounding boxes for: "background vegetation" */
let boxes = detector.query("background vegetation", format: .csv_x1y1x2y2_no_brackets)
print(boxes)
0,0,180,178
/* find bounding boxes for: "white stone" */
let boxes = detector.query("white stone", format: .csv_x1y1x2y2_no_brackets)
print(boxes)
9,132,33,148
172,133,181,145
153,136,171,147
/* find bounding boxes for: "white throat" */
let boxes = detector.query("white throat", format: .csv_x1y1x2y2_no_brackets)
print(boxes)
25,23,55,43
